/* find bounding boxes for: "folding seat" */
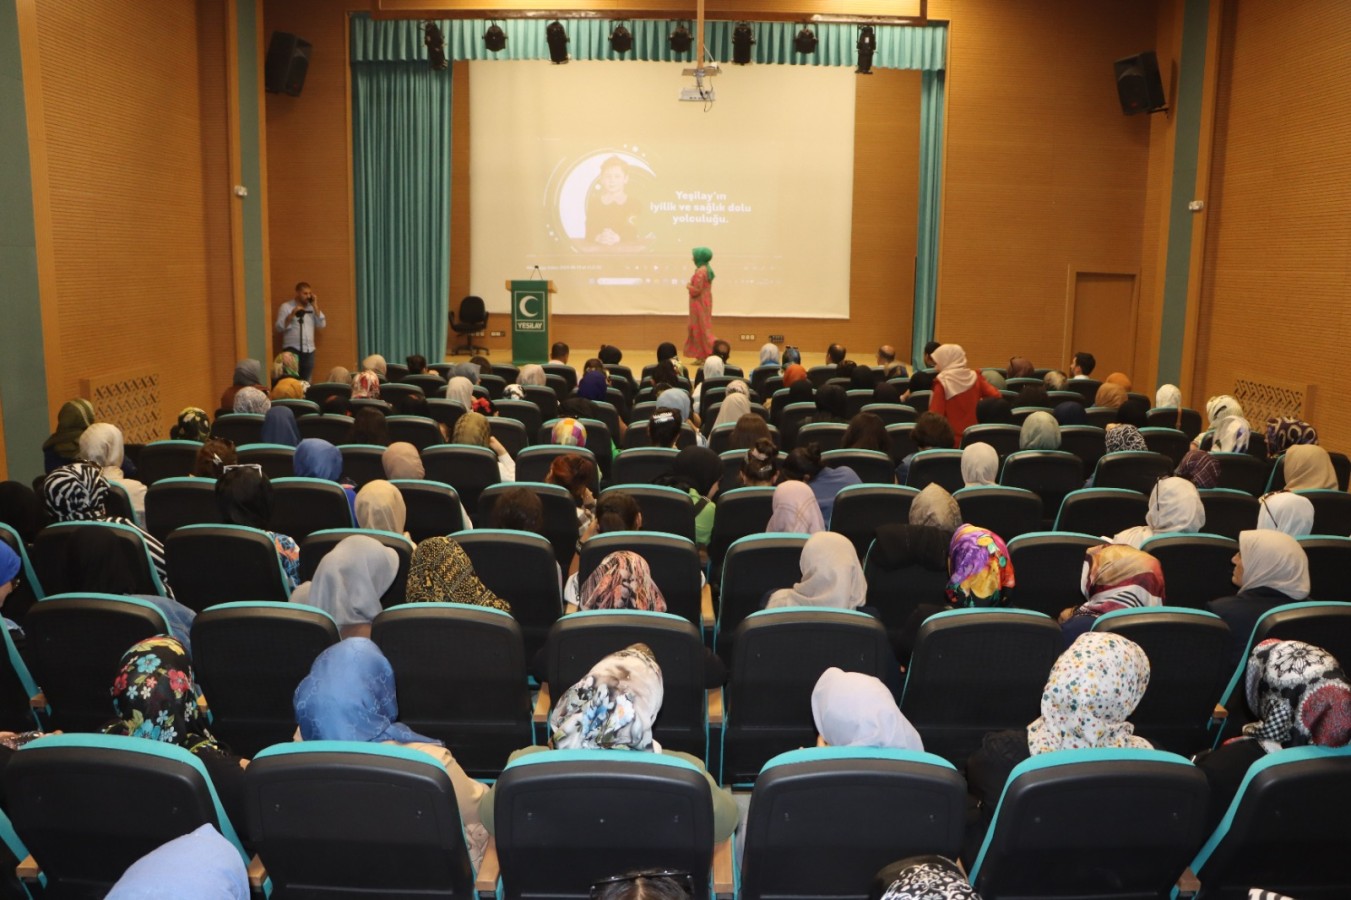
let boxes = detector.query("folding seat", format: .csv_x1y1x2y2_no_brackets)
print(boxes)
389,479,463,543
0,608,42,732
604,484,697,542
1005,532,1105,618
905,448,964,492
479,373,508,399
861,533,949,654
707,486,775,569
586,400,623,439
627,400,656,424
1245,601,1351,670
386,414,444,450
955,485,1042,540
898,608,1060,763
839,389,871,418
494,398,543,442
542,610,708,760
422,445,502,520
1140,426,1191,466
429,363,455,379
860,402,917,426
454,529,564,662
514,445,598,492
714,535,806,662
1063,378,1102,404
143,476,221,541
24,594,171,731
722,609,893,785
1146,406,1203,439
1140,534,1239,609
543,362,576,392
621,419,699,449
384,362,410,382
102,481,136,521
165,524,291,612
539,418,612,476
191,601,339,756
748,364,779,396
5,734,249,896
737,747,965,900
1092,450,1174,494
1197,488,1260,539
1331,451,1351,491
1010,405,1054,426
806,365,837,388
522,384,558,420
491,749,720,899
766,390,790,425
135,439,203,484
491,363,520,383
210,412,264,445
1005,377,1041,391
32,521,165,596
337,443,388,486
270,477,356,538
967,749,1208,899
236,442,295,478
379,383,425,410
1000,450,1084,523
487,417,529,459
299,528,414,606
885,423,918,464
605,362,637,389
477,482,579,569
830,484,919,558
1298,534,1351,602
578,532,702,627
960,424,1021,459
1092,607,1232,755
821,449,896,485
305,380,351,406
402,373,445,395
1083,405,1118,428
1296,488,1351,536
371,603,532,778
777,402,817,450
1211,451,1271,496
1054,487,1148,536
612,446,680,484
296,413,355,444
906,390,932,413
697,384,730,422
426,398,466,435
1057,427,1106,477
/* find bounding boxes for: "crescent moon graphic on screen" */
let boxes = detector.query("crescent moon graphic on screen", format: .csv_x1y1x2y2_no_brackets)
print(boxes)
518,295,539,318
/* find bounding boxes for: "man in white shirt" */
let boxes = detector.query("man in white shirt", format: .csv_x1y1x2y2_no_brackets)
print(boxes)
1068,351,1097,380
275,281,326,381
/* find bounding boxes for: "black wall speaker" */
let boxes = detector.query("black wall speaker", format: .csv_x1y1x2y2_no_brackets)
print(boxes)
265,32,312,97
1114,51,1166,115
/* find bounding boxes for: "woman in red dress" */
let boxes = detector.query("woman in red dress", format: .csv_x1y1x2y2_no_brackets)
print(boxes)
930,343,1001,442
685,246,716,361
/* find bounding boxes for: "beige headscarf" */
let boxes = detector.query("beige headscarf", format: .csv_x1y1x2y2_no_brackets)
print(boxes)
960,443,999,487
909,483,962,531
361,355,388,378
1238,530,1310,599
1019,411,1061,450
355,480,408,536
445,377,475,410
932,344,976,398
326,366,352,384
453,412,492,448
1282,445,1338,491
382,442,425,480
766,533,868,610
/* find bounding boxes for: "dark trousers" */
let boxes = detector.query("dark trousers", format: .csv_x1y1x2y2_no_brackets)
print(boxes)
298,350,315,382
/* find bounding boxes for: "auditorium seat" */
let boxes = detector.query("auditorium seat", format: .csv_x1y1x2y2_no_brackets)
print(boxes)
1083,406,1118,429
622,419,698,449
821,449,895,485
586,399,624,439
906,390,931,413
514,446,598,495
0,609,42,732
1211,451,1272,496
1197,488,1260,539
1010,406,1054,427
1006,532,1105,618
453,529,564,663
235,442,295,479
165,524,291,612
391,478,466,543
999,450,1084,524
885,424,918,464
296,413,355,445
386,414,444,450
613,447,680,484
1298,535,1351,602
270,477,356,538
426,398,467,436
305,381,352,407
210,412,264,445
861,535,948,654
479,373,508,399
605,484,697,542
1058,425,1107,474
777,403,817,450
1063,378,1102,405
829,484,919,558
337,443,388,487
522,384,558,420
707,486,775,569
378,383,425,409
1140,426,1191,466
960,424,1021,459
578,532,702,627
806,365,837,388
402,373,445,396
0,523,41,628
1053,487,1148,536
136,440,203,484
143,476,221,542
539,418,612,476
477,483,580,570
487,417,529,459
422,445,502,519
1138,533,1238,609
715,534,806,662
543,363,576,393
1146,406,1202,440
844,389,874,418
905,449,963,493
860,402,918,426
1296,488,1351,536
299,528,414,607
955,485,1043,540
495,398,544,440
1092,450,1174,494
32,521,166,597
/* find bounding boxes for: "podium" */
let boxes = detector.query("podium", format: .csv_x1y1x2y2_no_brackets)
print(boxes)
505,279,555,366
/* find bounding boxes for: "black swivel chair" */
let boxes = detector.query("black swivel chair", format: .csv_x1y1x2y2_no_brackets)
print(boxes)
449,295,489,356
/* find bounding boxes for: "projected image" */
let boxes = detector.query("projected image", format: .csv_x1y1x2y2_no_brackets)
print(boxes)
555,150,656,252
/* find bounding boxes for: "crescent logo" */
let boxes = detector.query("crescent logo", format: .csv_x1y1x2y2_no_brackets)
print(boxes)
517,294,540,318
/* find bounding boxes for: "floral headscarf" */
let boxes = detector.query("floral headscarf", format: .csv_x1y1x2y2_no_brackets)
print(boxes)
352,370,382,400
1174,449,1220,489
1236,639,1351,754
43,460,108,521
577,550,666,612
946,524,1015,607
171,407,211,442
42,398,96,457
552,417,588,447
104,637,221,755
272,351,300,382
1104,424,1147,453
1026,632,1152,755
233,386,271,415
294,637,437,744
1265,417,1318,456
550,643,664,751
1071,544,1165,619
406,536,510,611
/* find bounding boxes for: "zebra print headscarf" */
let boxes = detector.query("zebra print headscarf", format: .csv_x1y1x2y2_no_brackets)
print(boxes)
44,460,109,521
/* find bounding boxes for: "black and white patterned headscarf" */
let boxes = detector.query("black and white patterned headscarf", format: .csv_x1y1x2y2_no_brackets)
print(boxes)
875,856,979,900
43,460,108,521
1237,639,1351,754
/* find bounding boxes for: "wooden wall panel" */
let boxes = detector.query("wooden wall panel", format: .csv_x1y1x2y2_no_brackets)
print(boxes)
1195,0,1351,451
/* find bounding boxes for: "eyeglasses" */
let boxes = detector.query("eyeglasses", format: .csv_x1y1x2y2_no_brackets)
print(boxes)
590,871,692,898
221,464,264,475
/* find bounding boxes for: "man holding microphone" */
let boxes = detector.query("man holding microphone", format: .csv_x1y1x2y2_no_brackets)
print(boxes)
275,281,326,382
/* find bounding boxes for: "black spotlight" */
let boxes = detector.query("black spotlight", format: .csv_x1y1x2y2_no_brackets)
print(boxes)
794,26,817,55
856,25,876,74
546,20,569,63
610,23,632,55
483,22,506,53
732,22,754,65
424,22,448,70
669,23,692,55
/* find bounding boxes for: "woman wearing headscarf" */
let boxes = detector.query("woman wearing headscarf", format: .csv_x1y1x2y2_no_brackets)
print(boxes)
1052,400,1087,427
910,483,963,532
351,370,382,400
325,365,352,384
381,442,424,480
980,369,1006,391
929,344,1000,442
271,351,300,386
1193,639,1351,832
577,369,610,403
214,467,301,589
232,386,271,415
960,443,999,488
1093,382,1127,410
693,355,724,402
1173,448,1220,489
946,524,1015,608
576,550,666,613
1043,370,1068,391
79,422,148,527
445,376,475,412
1264,417,1318,457
406,536,510,612
295,638,489,867
659,446,722,550
976,397,1014,425
712,381,753,430
1206,394,1244,428
766,480,825,534
480,644,737,840
270,377,305,401
758,343,781,368
1110,476,1205,548
654,384,694,425
781,444,860,525
1007,357,1035,380
1208,530,1311,670
220,359,264,413
1155,384,1182,409
294,438,357,520
1257,491,1315,537
290,534,399,638
107,824,249,900
355,479,409,541
516,364,546,387
452,411,515,481
42,398,96,473
768,532,867,611
685,247,716,362
105,638,247,827
812,667,923,751
193,438,237,478
1281,444,1338,490
1018,411,1061,451
170,407,212,442
871,857,980,900
1104,372,1132,391
260,406,301,447
782,363,809,389
1104,423,1148,454
360,355,388,379
1057,544,1165,643
1210,415,1251,453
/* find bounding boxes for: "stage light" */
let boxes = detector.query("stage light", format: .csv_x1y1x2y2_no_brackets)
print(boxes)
610,23,632,55
856,26,876,74
424,22,448,70
732,22,754,65
483,22,506,53
794,26,817,55
546,20,569,64
669,23,692,55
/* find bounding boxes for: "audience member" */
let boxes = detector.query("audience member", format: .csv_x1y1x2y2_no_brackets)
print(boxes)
260,406,301,447
930,344,1000,441
381,442,424,480
453,411,515,481
1057,544,1165,644
79,423,147,526
64,524,193,649
1256,491,1314,537
739,438,780,486
975,397,1013,425
171,407,212,442
194,438,237,477
232,386,270,415
406,536,510,612
658,446,721,550
1155,384,1182,409
812,667,922,750
1094,382,1127,410
1208,530,1310,671
215,466,302,589
1281,444,1338,490
1174,448,1220,488
1007,357,1034,379
1018,411,1060,450
780,444,859,525
43,399,96,474
294,439,357,519
842,412,890,454
960,443,998,487
290,534,398,638
1069,352,1097,379
728,414,770,451
766,480,825,534
354,479,409,541
220,359,264,413
577,550,666,612
896,412,954,485
487,485,544,535
826,343,847,365
1110,476,1205,548
946,524,1015,609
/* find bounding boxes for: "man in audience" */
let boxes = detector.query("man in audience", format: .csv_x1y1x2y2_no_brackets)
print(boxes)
599,345,623,365
711,339,730,362
826,343,846,365
551,342,570,365
922,340,940,369
1070,351,1097,379
406,354,440,379
274,281,326,381
876,345,896,367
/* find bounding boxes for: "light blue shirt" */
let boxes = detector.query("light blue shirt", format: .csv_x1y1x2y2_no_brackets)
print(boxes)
275,298,326,352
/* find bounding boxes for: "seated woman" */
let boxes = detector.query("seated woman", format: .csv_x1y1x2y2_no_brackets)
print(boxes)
960,443,998,487
1193,639,1351,833
1173,448,1220,489
1018,411,1060,451
740,438,780,487
711,381,752,431
1057,544,1165,646
1208,529,1311,672
479,644,737,842
546,454,598,538
1264,417,1319,459
232,386,271,415
214,467,302,589
1256,491,1315,537
781,444,860,526
1109,476,1205,548
294,438,358,520
260,406,301,447
842,412,891,456
271,351,300,387
171,406,213,442
1104,423,1148,454
351,370,382,401
896,412,955,486
346,407,389,446
809,385,849,426
654,388,700,442
657,446,722,554
575,550,666,613
811,667,923,750
79,422,148,528
766,480,824,534
290,534,400,638
452,411,515,482
564,491,642,606
294,638,489,868
871,856,977,900
381,441,424,480
107,824,248,899
43,398,96,474
1281,443,1338,490
406,536,511,612
946,525,1016,609
270,378,306,401
355,479,410,543
647,409,684,449
193,438,237,478
220,359,263,414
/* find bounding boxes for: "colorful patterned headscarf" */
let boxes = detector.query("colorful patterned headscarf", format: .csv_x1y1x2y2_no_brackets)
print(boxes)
1212,416,1251,453
577,550,666,612
352,370,382,400
171,407,212,442
1104,424,1147,453
42,398,96,457
452,411,492,448
1238,639,1351,754
1265,417,1319,456
294,637,438,744
104,637,221,755
550,643,664,751
406,536,510,611
691,246,715,281
233,386,271,415
551,417,588,447
1026,632,1152,755
946,524,1015,607
43,460,108,521
1174,449,1220,488
1073,544,1165,619
272,351,299,382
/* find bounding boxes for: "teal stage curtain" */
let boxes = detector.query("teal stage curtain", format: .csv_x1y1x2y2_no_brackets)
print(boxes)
913,69,945,367
350,60,452,363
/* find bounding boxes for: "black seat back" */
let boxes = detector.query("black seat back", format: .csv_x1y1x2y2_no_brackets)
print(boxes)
236,443,296,479
1000,451,1084,521
1093,450,1175,494
960,424,1021,458
211,413,264,446
608,485,696,542
270,477,355,538
477,482,580,570
136,440,203,484
1140,427,1191,466
708,487,775,569
1197,488,1260,540
515,446,599,495
1211,451,1272,496
32,521,162,596
715,534,805,661
1006,532,1103,618
612,447,680,486
1141,534,1239,609
829,485,919,559
144,476,222,542
1298,536,1351,603
822,449,896,484
386,415,443,450
1147,406,1202,440
1058,425,1107,473
422,445,501,520
297,413,356,444
1054,487,1148,536
955,486,1043,540
337,443,388,487
391,478,465,544
453,529,564,663
905,449,964,493
1297,489,1351,537
165,524,291,612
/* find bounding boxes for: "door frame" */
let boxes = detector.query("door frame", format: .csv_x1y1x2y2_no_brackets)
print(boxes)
1062,266,1141,378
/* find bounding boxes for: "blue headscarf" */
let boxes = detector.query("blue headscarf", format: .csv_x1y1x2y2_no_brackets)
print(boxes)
578,369,609,401
0,541,19,585
655,387,692,421
294,438,343,480
294,638,439,745
106,823,247,899
260,407,301,447
1053,401,1088,426
452,362,480,384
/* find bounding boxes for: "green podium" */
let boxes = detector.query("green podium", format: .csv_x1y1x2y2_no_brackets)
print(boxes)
506,279,554,365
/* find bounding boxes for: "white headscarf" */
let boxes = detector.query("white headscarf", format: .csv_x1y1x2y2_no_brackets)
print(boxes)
1111,476,1206,548
1213,416,1252,453
1206,394,1244,427
1238,530,1310,599
702,356,725,380
960,443,998,487
445,376,475,410
290,535,399,629
79,422,128,479
355,480,408,536
1019,411,1061,450
1257,492,1315,537
811,667,922,750
931,344,976,398
766,480,825,534
1154,384,1182,409
713,386,752,429
767,532,867,610
759,344,781,367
